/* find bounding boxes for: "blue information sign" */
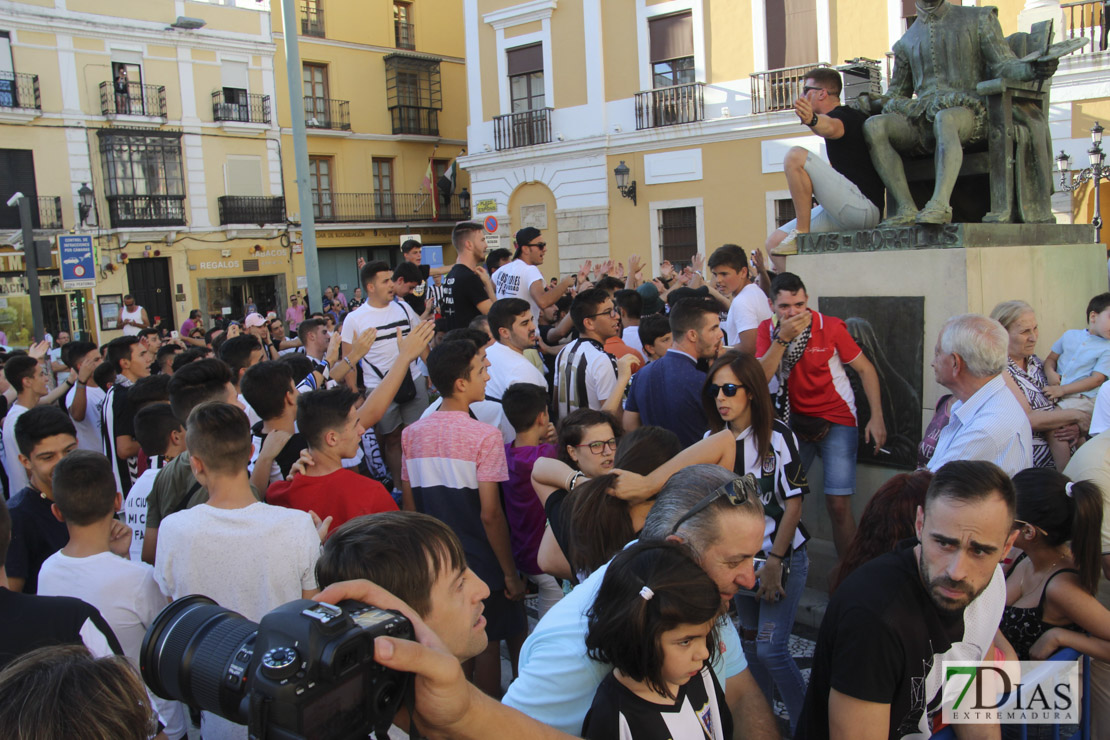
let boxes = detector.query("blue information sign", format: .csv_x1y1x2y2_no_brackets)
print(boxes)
421,245,444,268
59,235,96,289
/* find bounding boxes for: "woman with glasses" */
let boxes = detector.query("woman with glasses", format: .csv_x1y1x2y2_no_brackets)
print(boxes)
1000,468,1110,662
610,350,810,732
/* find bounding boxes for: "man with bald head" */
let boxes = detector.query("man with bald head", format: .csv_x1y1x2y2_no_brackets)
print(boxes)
927,314,1033,475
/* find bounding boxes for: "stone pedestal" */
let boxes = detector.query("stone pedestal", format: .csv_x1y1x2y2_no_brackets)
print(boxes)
792,224,1103,590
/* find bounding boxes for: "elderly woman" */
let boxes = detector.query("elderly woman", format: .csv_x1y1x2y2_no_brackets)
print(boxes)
991,300,1088,468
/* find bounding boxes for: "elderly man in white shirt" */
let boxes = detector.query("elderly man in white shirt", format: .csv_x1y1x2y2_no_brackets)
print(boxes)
927,314,1033,476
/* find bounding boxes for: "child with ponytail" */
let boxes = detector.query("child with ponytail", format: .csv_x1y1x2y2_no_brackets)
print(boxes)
1000,468,1110,662
582,541,732,740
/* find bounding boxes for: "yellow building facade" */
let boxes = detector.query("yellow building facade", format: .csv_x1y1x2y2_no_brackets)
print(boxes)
272,0,470,297
0,0,294,343
459,0,1110,279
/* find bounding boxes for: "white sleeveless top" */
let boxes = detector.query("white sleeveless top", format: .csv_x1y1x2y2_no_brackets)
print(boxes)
120,304,143,335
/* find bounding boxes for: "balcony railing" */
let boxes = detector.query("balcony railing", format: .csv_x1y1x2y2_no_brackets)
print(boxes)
0,72,41,110
100,81,167,118
106,195,186,228
218,196,285,225
493,108,553,150
300,0,324,37
395,21,415,50
1063,0,1109,54
38,196,62,230
750,63,830,114
634,82,705,129
304,97,350,130
390,105,438,136
312,192,467,223
212,91,271,124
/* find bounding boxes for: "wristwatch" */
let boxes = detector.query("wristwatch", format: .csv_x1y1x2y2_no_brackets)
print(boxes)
806,113,819,127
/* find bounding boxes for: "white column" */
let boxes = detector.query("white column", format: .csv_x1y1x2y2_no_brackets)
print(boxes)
1018,0,1064,34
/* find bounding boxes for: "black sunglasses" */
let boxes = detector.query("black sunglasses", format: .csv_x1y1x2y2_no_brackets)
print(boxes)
708,383,744,398
669,475,757,536
803,85,826,95
527,242,547,249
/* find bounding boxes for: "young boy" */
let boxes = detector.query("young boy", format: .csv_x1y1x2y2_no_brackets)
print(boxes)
154,401,321,740
240,361,309,492
5,407,79,593
2,355,50,493
265,386,397,534
401,339,525,698
500,383,563,618
708,243,771,354
637,313,673,363
124,404,185,562
1045,292,1110,422
37,450,186,738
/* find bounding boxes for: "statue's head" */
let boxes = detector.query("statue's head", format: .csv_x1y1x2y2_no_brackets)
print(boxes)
917,0,946,11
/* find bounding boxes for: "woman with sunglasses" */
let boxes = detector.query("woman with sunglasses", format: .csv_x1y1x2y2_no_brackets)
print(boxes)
1000,468,1110,663
609,350,810,732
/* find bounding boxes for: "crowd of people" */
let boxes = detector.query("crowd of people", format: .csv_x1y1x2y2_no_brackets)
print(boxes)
1,216,1110,737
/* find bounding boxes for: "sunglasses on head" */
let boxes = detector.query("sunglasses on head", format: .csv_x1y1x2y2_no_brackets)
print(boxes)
708,382,745,398
669,475,758,536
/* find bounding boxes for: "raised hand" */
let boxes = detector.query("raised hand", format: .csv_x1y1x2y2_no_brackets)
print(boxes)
398,322,435,364
347,326,377,363
659,260,675,280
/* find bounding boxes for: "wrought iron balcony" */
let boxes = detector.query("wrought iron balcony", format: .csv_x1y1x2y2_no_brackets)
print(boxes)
390,105,438,136
311,192,466,223
634,82,705,129
493,108,553,150
106,195,186,228
38,196,62,229
0,72,41,110
218,196,285,225
1062,0,1109,54
212,91,271,124
395,21,415,50
750,64,830,114
100,81,167,118
301,0,324,37
304,97,350,130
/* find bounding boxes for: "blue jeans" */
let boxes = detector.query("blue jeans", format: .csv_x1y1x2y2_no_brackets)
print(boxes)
734,546,809,735
795,421,858,495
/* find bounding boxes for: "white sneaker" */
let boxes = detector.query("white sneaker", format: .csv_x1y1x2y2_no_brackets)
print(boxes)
771,229,798,256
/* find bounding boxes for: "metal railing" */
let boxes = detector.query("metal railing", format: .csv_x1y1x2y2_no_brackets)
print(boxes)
395,21,415,50
493,107,553,150
1063,0,1109,54
312,192,466,223
750,63,830,114
100,81,167,117
390,105,438,136
300,0,324,37
0,72,41,110
304,97,350,130
635,82,705,129
106,195,186,228
37,196,62,230
217,196,285,225
212,91,271,124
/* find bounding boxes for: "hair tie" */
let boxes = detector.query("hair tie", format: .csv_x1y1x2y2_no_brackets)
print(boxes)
639,586,654,601
1065,482,1075,498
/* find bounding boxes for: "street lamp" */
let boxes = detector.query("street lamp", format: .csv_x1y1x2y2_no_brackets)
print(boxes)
613,160,637,206
77,182,94,227
1057,122,1110,241
458,187,471,217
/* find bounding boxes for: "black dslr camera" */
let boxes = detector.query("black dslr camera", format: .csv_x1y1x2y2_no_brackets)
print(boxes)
141,595,415,740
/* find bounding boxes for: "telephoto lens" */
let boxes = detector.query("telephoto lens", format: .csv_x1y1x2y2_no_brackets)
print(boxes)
141,596,415,740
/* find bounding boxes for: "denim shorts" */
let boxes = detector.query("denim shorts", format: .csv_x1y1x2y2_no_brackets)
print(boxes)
778,152,881,233
794,421,858,496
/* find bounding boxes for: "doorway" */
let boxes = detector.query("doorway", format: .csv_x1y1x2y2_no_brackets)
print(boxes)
126,257,173,332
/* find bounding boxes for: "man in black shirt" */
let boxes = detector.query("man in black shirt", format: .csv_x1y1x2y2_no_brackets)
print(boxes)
436,222,496,334
795,461,1020,740
767,67,885,261
399,238,450,317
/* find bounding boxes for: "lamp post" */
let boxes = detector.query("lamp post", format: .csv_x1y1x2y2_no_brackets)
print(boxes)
5,192,45,341
77,182,94,227
458,187,471,218
613,160,637,206
1056,122,1109,241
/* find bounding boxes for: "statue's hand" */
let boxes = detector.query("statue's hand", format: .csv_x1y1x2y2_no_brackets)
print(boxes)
1030,57,1058,80
861,93,889,116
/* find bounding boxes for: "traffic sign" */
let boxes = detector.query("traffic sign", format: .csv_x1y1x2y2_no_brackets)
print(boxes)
59,235,96,289
484,215,498,233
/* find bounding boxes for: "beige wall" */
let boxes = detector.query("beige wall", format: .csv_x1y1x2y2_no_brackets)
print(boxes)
551,0,588,110
602,1,639,102
509,182,561,281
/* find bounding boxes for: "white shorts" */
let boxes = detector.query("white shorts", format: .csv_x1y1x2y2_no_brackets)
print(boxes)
779,152,881,233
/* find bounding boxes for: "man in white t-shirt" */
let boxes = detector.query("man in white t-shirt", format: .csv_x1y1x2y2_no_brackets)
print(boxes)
615,289,645,355
125,403,186,562
63,342,106,454
3,356,49,493
708,244,770,354
341,260,430,494
493,227,587,324
154,402,320,740
485,299,547,402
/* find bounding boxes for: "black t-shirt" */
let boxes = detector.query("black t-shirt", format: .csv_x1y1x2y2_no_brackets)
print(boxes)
0,589,122,671
405,263,433,317
251,422,310,485
436,263,488,333
103,383,138,496
795,541,999,740
544,488,573,573
7,486,69,594
826,106,886,212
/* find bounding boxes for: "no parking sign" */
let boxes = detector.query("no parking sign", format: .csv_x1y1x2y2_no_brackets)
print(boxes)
484,215,498,233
